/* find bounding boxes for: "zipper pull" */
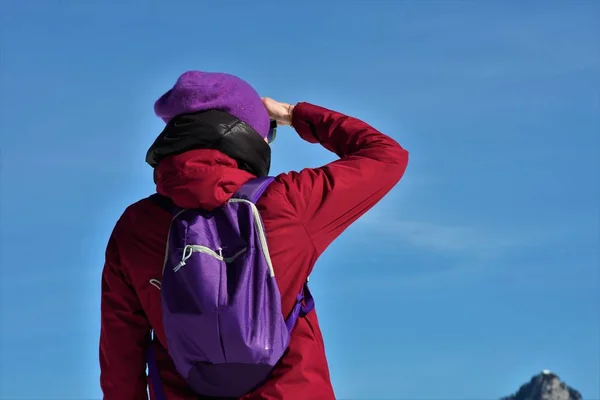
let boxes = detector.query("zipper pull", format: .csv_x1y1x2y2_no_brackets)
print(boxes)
174,245,194,272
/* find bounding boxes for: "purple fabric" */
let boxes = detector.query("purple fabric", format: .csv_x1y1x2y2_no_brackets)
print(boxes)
146,177,314,398
146,332,167,400
234,177,276,203
285,283,314,333
154,71,270,138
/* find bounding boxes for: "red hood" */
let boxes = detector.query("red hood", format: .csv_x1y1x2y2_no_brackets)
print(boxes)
155,149,255,210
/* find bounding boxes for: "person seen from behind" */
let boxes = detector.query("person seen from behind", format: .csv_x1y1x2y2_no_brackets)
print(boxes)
100,71,409,400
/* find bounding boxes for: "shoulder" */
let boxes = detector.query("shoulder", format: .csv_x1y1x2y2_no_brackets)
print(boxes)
109,196,172,254
257,174,301,218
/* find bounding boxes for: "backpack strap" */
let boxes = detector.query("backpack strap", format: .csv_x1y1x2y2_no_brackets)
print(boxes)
146,331,167,400
233,176,275,203
285,282,315,332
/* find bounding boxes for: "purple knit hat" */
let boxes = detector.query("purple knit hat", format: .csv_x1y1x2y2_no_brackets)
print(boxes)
154,71,270,138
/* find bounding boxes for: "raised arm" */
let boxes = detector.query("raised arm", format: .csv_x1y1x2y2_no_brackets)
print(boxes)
273,102,409,256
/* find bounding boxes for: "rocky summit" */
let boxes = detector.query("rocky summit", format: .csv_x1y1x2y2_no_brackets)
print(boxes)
502,370,583,400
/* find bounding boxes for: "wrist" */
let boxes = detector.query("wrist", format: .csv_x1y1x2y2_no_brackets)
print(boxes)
286,104,295,125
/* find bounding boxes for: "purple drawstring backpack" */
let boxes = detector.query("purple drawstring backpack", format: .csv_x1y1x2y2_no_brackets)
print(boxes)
146,176,314,399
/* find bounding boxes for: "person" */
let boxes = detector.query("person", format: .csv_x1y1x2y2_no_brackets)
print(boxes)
99,71,409,400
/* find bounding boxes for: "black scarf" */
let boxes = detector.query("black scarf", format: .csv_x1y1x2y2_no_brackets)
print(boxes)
146,110,271,177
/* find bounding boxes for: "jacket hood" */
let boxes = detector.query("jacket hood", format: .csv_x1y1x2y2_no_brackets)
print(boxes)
155,149,255,211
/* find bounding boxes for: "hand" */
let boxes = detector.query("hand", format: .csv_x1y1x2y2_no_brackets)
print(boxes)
261,97,294,126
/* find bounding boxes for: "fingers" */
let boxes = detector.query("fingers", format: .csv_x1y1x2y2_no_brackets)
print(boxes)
261,97,293,126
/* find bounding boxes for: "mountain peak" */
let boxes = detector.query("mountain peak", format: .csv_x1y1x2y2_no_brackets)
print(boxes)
502,371,582,400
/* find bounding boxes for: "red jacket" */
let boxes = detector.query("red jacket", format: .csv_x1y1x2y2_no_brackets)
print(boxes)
100,102,409,400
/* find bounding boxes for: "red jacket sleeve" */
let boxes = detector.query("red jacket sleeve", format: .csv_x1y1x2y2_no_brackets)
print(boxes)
100,222,150,400
276,102,409,257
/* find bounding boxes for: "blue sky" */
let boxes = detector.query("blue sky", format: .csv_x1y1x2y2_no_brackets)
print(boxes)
0,1,598,399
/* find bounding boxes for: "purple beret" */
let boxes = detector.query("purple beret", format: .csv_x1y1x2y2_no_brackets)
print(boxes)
154,71,270,138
